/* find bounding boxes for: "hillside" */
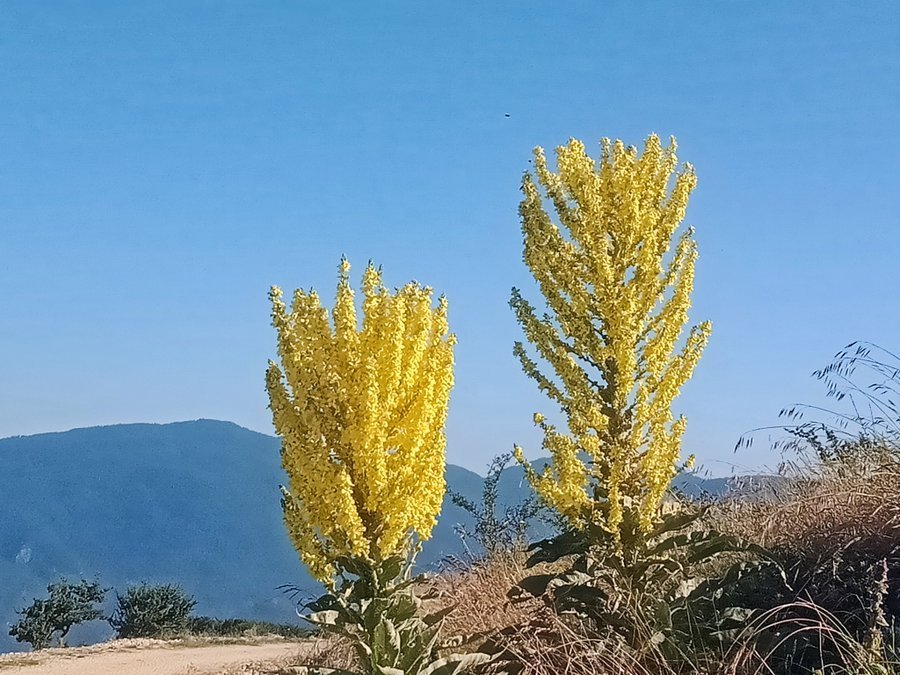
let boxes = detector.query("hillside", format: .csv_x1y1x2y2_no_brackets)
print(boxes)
0,420,730,651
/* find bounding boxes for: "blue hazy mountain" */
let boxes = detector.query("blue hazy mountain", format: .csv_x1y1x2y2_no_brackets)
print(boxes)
0,419,731,651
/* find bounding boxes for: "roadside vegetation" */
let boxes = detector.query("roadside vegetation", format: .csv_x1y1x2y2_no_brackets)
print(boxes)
9,132,895,675
10,581,308,650
264,133,900,675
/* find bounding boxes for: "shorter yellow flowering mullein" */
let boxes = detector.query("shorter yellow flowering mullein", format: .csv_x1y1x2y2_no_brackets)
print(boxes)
511,133,711,545
266,259,455,584
266,261,489,675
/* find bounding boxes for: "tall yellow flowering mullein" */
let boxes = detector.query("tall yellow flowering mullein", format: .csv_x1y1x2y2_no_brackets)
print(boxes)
511,134,711,543
266,260,455,585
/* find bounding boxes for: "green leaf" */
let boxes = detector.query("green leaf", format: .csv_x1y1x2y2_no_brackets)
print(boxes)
379,556,406,584
653,600,673,632
337,556,375,578
510,573,555,599
375,667,405,675
362,598,388,634
650,506,708,538
718,606,757,625
629,557,684,583
684,533,745,564
549,570,593,588
419,622,443,662
418,652,495,675
365,596,418,633
526,530,587,566
649,631,666,645
648,530,708,557
553,584,608,611
372,619,401,665
305,610,342,627
392,573,429,594
672,576,703,600
387,594,419,626
423,604,455,627
392,620,439,672
306,593,340,613
384,619,402,657
679,559,782,609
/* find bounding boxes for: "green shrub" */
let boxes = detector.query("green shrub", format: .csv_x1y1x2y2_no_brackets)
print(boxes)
448,452,549,558
109,583,196,638
9,579,106,650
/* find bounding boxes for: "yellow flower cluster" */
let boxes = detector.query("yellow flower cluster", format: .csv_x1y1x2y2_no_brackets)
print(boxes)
266,260,456,584
511,134,711,539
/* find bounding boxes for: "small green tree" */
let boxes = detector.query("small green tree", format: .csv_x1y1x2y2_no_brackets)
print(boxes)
109,583,196,638
9,579,106,650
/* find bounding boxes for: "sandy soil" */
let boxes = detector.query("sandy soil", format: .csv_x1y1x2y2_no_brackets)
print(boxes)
0,638,311,675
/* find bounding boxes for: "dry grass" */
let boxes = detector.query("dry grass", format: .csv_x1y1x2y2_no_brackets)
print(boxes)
720,600,898,675
709,444,900,674
431,551,542,644
484,611,684,675
226,636,356,674
714,446,900,555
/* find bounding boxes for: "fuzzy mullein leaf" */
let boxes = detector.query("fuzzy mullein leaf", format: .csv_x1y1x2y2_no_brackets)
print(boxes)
372,619,402,666
422,605,456,627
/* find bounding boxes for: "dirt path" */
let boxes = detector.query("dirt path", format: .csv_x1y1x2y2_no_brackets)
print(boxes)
0,638,312,675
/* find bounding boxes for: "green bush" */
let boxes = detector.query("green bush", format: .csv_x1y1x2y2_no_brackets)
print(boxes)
448,451,550,558
9,579,106,650
109,583,196,638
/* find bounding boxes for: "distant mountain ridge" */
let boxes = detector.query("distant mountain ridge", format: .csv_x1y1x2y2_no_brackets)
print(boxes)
0,419,738,651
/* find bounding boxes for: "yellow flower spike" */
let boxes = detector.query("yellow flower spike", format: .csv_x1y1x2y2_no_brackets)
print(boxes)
267,261,456,584
511,133,710,545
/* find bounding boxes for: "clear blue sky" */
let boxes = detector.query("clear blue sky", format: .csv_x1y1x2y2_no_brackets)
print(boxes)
0,2,897,475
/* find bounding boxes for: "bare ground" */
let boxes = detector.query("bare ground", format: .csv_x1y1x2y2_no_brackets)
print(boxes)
0,638,313,675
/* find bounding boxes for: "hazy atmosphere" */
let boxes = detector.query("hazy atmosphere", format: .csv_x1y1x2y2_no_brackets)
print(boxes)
1,2,897,475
